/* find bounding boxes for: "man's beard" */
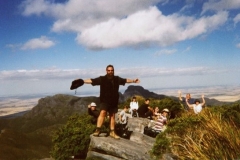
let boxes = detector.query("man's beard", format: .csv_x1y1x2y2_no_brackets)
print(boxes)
107,72,114,78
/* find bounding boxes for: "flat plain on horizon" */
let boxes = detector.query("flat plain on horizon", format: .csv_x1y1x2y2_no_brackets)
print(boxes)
0,85,239,117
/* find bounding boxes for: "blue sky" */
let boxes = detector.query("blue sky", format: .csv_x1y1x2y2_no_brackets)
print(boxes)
0,0,240,97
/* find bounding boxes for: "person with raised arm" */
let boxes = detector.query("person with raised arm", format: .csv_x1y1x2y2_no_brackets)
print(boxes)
70,64,140,139
178,90,195,111
186,95,205,114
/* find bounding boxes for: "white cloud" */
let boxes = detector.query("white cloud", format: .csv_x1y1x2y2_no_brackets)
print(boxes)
0,68,101,81
5,44,21,51
1,67,239,97
154,49,177,56
21,0,161,32
233,14,240,26
78,8,228,49
236,43,240,48
179,3,194,13
202,0,240,13
0,66,228,81
20,0,228,50
182,46,191,53
21,36,55,50
21,0,52,16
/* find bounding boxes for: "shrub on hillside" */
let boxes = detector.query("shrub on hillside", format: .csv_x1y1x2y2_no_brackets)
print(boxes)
151,106,240,159
50,114,95,160
156,97,184,119
220,103,240,128
0,129,52,160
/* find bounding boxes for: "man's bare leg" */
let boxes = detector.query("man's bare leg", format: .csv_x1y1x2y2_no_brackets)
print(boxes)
109,113,115,130
93,110,106,136
97,110,106,127
109,113,120,139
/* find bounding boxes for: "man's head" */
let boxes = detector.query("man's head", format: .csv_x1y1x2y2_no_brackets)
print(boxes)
90,102,97,110
194,99,200,104
145,98,150,104
106,64,114,78
186,93,191,99
124,106,130,112
162,108,169,116
132,96,136,101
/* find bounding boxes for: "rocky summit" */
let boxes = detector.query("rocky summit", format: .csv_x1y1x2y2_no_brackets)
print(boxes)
86,116,176,160
0,85,230,160
86,117,155,160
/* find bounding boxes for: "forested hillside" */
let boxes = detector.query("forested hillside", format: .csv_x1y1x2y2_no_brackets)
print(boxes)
0,86,238,160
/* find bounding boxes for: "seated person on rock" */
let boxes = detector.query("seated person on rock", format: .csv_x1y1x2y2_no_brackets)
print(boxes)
153,106,161,120
129,96,139,117
138,98,154,120
119,106,129,134
115,106,129,137
88,102,100,123
119,106,129,126
152,108,169,133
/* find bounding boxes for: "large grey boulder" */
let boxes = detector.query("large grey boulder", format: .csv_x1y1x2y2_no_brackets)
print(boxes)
87,134,154,160
86,116,179,160
86,117,156,160
127,117,150,133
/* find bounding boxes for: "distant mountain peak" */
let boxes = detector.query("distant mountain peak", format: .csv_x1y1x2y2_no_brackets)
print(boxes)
123,85,166,100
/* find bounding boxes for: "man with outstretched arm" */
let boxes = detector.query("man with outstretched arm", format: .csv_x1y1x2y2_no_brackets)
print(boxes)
71,64,140,139
178,90,195,111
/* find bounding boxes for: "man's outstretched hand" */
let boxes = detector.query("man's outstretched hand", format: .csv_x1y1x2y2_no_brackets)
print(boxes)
70,79,84,90
134,78,140,83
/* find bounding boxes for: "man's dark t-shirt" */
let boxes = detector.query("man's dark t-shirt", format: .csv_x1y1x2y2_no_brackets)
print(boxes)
88,108,100,119
138,104,149,117
91,75,126,106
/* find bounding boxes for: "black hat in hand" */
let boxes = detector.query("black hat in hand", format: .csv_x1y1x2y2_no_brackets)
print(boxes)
70,79,84,90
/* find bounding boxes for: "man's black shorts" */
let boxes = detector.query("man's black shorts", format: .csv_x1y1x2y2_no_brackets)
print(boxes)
100,103,118,114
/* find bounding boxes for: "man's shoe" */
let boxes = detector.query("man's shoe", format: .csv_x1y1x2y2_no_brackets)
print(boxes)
93,128,101,137
109,130,120,139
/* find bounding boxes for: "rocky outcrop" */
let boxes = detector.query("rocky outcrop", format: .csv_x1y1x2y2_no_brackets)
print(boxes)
123,85,167,101
0,86,232,160
86,116,179,160
86,117,156,160
9,94,100,133
88,134,154,160
24,94,100,119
